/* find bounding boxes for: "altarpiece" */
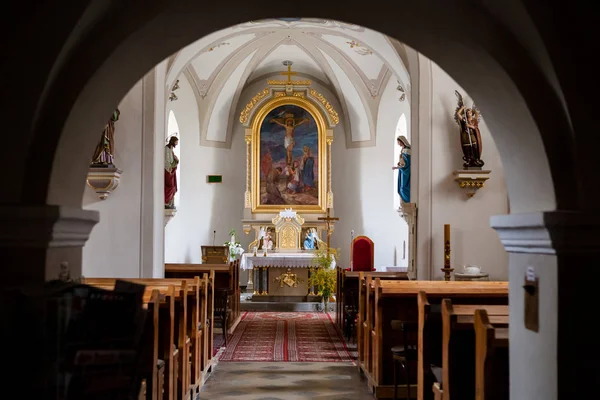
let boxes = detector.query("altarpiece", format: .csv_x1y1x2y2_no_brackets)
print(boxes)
238,66,339,298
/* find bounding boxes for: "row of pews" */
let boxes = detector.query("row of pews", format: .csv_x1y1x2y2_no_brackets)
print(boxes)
353,273,509,399
165,261,241,333
81,260,242,400
335,267,409,338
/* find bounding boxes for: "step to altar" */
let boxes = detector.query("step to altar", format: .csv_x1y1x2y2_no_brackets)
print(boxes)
240,294,335,312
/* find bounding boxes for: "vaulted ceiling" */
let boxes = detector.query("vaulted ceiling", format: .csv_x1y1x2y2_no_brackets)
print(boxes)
166,18,411,147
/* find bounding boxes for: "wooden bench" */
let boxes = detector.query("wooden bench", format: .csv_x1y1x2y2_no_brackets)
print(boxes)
83,277,211,400
441,299,509,400
418,292,509,400
357,278,508,399
474,309,509,400
165,261,241,334
337,269,408,335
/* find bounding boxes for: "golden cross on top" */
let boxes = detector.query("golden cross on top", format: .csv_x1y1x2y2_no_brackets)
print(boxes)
280,61,297,83
318,209,339,255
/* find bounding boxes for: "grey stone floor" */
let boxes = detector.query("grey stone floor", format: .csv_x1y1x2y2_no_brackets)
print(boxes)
199,362,375,400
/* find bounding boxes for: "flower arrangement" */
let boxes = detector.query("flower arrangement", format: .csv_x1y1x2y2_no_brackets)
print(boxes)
224,229,244,261
307,247,340,304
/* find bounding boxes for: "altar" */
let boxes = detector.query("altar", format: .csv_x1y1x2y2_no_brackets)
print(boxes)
237,66,341,301
241,251,336,301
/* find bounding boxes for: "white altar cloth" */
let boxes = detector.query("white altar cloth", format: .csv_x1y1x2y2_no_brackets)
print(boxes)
240,252,336,271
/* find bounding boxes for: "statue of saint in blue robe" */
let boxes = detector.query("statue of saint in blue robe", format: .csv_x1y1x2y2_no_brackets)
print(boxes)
304,231,316,249
397,149,411,203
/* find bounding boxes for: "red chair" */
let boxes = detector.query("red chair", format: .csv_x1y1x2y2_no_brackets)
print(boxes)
351,236,375,272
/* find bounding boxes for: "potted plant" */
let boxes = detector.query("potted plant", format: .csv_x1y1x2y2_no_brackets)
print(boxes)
307,247,339,311
224,229,244,261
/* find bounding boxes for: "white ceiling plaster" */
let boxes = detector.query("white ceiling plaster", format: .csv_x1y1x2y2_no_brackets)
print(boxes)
320,50,370,142
191,34,256,79
206,50,257,142
319,34,384,80
169,18,411,149
249,43,329,83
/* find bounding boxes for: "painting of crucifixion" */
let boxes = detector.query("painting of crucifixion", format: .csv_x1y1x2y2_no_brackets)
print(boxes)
259,104,319,207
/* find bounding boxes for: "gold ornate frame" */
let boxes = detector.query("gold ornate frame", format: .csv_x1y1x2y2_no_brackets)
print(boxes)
251,96,327,213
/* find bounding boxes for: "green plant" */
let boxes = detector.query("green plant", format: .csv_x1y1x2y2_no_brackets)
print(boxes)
307,248,340,299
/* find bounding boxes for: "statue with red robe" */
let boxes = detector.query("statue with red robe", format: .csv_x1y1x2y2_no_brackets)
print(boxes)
165,136,179,209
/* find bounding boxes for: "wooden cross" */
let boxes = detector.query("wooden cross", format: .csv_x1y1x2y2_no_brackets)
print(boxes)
280,61,297,83
318,209,339,255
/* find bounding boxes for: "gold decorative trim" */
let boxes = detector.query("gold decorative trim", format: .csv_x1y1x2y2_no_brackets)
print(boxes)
274,92,286,97
240,88,270,124
293,92,305,98
309,89,339,125
250,96,328,214
245,191,252,208
268,79,312,86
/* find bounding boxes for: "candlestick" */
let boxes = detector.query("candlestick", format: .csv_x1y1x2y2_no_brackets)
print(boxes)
442,224,454,281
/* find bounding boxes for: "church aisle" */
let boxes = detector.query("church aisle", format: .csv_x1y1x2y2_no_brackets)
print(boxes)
219,311,353,362
199,361,374,400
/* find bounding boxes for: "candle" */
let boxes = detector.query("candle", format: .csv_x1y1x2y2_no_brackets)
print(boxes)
444,224,450,243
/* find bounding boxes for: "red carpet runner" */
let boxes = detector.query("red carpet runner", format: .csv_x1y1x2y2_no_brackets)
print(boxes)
219,311,353,362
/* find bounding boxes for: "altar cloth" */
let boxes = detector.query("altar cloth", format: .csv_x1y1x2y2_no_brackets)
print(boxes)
240,252,336,270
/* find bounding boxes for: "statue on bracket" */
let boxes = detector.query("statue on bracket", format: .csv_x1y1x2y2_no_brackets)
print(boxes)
454,90,484,168
393,135,411,204
91,108,120,166
164,135,179,209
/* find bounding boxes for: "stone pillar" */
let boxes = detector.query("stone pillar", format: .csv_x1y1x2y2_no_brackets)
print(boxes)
491,211,599,400
0,205,99,288
398,202,417,279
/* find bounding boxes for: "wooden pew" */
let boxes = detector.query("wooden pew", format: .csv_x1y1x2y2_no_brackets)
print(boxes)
418,292,510,400
83,277,209,400
441,299,509,400
474,309,509,400
165,262,241,334
337,269,408,335
359,278,508,399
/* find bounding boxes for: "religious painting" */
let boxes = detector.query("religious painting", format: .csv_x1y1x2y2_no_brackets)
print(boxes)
252,97,326,213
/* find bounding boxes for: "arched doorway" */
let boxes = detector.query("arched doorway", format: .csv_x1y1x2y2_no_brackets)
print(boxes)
3,3,586,399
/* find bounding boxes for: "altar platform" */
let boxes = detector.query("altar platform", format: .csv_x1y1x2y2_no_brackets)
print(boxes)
240,251,335,302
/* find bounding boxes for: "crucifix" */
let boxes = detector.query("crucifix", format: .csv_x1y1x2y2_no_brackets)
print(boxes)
280,60,297,83
318,208,339,256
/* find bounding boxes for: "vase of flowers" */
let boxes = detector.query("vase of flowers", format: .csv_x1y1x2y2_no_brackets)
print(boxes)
224,229,244,261
307,247,339,312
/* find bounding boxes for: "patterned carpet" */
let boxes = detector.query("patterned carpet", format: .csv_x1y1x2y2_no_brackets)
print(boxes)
219,311,353,362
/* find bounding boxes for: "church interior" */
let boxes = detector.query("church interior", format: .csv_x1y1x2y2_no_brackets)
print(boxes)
1,3,596,400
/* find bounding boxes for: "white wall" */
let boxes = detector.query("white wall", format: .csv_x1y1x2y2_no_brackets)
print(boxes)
418,60,509,280
332,77,410,270
164,75,248,263
83,81,144,277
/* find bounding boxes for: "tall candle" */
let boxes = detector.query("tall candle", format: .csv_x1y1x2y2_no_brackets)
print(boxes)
444,224,450,243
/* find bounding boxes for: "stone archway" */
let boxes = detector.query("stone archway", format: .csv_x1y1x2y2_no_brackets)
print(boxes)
3,2,592,399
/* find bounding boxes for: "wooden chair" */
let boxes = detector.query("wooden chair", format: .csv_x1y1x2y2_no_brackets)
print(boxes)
392,320,419,400
214,288,231,347
351,235,375,272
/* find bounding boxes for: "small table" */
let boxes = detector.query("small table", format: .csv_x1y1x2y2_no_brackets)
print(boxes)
454,272,490,281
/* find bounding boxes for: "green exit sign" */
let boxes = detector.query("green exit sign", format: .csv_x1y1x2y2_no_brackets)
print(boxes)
206,175,222,183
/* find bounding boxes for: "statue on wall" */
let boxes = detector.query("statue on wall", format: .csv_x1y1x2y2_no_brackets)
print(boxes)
164,135,179,209
454,90,484,168
393,135,411,204
303,228,317,250
91,108,120,166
